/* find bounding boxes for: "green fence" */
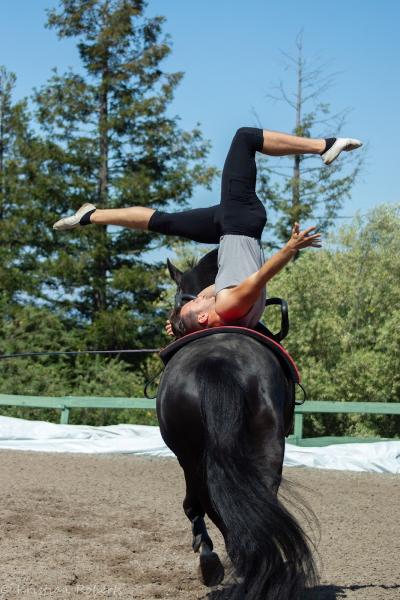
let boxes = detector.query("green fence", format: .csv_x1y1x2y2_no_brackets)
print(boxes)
292,401,400,446
0,393,399,447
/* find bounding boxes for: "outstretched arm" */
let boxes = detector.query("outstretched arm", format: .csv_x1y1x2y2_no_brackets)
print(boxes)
215,223,321,321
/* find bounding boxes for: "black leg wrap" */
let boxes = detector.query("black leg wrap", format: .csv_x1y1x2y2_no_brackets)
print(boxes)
79,208,96,225
192,516,213,552
321,137,336,154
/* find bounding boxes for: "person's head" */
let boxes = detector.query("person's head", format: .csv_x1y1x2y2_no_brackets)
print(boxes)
169,296,217,338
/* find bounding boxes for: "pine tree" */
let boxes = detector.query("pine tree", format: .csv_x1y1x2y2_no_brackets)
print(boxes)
0,67,42,303
256,33,363,247
33,0,216,348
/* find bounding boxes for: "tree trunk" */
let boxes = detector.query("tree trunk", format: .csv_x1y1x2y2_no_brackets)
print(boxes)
292,37,303,222
98,83,108,206
0,88,4,201
93,64,110,313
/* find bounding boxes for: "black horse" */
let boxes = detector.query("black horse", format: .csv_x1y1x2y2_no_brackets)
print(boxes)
156,249,317,599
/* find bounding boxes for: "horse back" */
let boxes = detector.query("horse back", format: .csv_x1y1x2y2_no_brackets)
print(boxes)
157,334,294,455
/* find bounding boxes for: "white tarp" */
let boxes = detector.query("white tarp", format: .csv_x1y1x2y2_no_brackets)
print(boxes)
0,415,399,473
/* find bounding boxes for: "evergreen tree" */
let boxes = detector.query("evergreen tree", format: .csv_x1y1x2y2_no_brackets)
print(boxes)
33,0,216,348
0,67,41,302
256,33,363,247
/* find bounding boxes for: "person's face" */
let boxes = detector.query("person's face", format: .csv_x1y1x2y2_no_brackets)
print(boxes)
179,295,215,325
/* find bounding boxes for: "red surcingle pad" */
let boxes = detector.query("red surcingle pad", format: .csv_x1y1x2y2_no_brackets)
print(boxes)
160,326,301,385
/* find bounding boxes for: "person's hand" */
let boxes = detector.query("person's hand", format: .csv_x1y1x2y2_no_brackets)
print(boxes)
286,223,322,252
165,320,174,337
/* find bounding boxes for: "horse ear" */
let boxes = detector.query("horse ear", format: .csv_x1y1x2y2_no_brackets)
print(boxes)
167,259,183,285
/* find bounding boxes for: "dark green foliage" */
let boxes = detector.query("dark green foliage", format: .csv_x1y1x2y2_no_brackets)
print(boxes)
0,1,217,426
267,204,400,438
0,67,46,302
0,303,159,425
33,0,216,332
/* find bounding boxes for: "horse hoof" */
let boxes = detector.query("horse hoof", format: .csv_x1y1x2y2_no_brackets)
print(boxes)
198,550,225,587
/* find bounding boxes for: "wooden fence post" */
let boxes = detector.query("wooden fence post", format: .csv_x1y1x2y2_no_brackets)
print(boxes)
293,412,304,444
60,406,70,425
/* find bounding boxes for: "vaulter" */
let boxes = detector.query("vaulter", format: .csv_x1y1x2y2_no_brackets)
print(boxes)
53,128,362,337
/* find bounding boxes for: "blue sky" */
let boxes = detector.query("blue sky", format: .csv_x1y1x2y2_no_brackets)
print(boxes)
1,0,399,224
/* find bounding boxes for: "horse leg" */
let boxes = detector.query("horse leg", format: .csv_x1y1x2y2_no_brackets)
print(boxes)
183,468,225,587
261,434,285,495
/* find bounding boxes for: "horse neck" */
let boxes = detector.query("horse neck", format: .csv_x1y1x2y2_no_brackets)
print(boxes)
181,249,219,295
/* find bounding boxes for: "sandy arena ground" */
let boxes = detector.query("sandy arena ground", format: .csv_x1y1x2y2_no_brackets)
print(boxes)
0,451,399,600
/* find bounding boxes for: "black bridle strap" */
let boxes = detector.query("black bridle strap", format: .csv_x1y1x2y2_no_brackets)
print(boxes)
295,382,307,405
144,366,165,399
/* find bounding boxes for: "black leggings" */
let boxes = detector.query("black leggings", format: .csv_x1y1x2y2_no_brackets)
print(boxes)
148,127,266,243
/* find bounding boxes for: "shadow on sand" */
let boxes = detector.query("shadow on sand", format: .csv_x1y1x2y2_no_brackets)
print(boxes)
204,582,400,599
305,583,400,599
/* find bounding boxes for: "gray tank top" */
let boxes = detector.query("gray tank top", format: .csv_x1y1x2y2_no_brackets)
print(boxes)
214,235,266,328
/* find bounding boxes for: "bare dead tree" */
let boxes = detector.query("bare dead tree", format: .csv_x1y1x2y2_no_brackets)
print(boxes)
256,31,364,247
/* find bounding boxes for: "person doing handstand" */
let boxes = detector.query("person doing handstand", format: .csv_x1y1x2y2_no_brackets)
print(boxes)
53,128,361,337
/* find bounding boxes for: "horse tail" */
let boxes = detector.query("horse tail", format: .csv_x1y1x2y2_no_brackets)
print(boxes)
198,357,317,600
